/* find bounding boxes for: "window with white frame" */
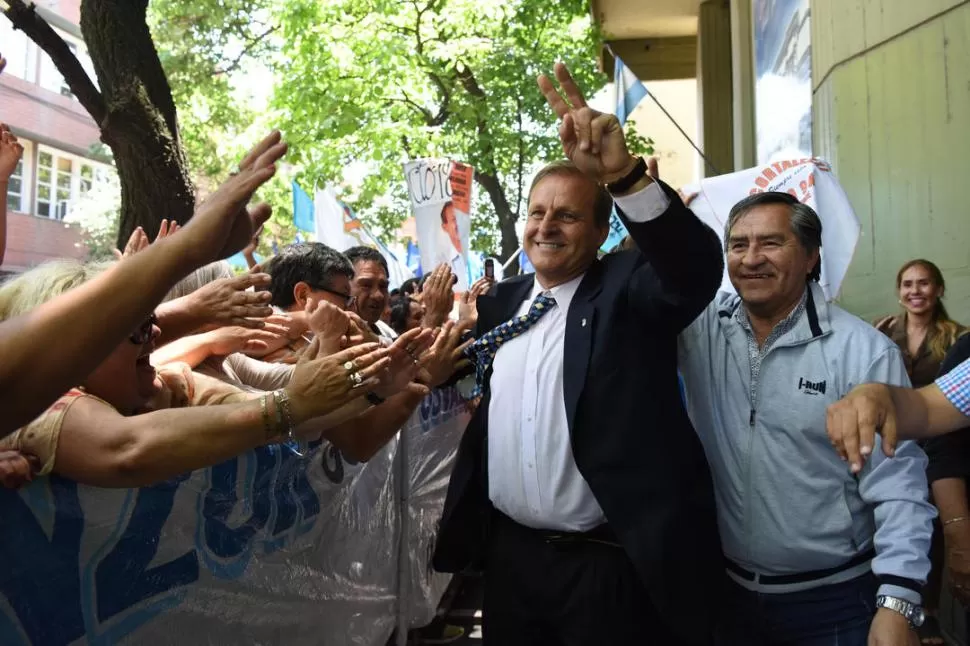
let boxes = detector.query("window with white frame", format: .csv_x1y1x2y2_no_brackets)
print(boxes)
4,141,32,214
34,146,113,220
0,19,36,81
39,32,97,98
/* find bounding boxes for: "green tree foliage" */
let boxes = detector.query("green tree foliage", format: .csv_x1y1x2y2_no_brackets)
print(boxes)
149,0,652,261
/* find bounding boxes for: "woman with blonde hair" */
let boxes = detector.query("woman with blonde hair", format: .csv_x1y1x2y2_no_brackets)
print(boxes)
875,259,967,388
0,258,401,488
875,258,967,645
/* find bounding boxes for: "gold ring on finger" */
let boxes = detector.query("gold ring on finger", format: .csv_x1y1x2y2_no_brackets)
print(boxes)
343,360,358,372
349,371,364,388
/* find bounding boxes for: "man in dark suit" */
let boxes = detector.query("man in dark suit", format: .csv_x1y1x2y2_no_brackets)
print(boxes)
432,63,725,645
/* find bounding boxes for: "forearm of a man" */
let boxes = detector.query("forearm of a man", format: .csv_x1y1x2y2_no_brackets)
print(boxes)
890,384,966,439
322,388,424,462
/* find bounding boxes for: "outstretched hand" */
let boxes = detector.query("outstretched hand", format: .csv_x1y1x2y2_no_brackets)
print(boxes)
114,219,182,259
537,63,640,185
178,131,287,266
0,124,25,181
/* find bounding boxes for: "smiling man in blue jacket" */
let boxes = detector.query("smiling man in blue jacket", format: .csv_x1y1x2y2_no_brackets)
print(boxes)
678,191,934,646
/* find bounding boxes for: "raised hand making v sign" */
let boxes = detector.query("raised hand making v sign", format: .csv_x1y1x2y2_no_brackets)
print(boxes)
537,63,653,194
433,64,726,646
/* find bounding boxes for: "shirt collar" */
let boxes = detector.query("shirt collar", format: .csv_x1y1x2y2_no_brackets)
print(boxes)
736,288,809,339
531,273,585,312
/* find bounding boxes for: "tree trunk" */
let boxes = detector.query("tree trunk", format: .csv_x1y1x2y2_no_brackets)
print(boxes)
475,171,520,275
79,0,195,247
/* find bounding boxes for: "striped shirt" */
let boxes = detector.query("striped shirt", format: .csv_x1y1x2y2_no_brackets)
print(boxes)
936,357,970,417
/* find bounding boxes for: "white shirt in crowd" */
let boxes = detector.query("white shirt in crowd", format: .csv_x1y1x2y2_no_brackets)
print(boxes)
486,179,670,532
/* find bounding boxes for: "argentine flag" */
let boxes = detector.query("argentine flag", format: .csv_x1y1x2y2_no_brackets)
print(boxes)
602,56,648,252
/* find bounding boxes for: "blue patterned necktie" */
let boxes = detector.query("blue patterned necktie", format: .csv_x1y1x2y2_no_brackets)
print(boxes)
464,292,556,398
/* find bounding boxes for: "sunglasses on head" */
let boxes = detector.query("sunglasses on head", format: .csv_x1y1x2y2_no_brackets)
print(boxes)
130,313,159,345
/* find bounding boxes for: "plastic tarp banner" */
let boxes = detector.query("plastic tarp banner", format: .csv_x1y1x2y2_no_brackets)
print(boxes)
685,158,860,301
0,386,470,646
403,159,474,291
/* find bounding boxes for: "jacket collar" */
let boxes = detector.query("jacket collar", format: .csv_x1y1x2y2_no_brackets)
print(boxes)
478,259,604,328
717,282,830,346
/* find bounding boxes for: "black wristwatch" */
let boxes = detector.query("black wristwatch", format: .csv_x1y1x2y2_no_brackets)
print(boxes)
605,156,648,194
366,392,386,406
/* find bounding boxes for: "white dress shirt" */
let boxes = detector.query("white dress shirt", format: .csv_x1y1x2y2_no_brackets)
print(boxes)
486,179,670,531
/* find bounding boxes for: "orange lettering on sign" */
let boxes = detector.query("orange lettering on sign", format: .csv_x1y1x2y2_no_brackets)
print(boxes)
343,206,361,233
449,162,474,214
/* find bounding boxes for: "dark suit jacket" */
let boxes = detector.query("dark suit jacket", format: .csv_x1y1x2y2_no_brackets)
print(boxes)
432,181,725,645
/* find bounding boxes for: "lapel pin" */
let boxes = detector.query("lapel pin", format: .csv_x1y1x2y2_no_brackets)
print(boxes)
581,318,587,327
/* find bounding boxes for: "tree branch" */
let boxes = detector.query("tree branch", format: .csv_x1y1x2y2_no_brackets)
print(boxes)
3,0,107,125
455,61,496,173
515,95,525,219
455,61,520,262
384,95,434,125
216,24,278,76
80,0,180,142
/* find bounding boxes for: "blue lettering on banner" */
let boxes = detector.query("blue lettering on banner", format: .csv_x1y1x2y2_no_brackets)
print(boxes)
418,387,462,434
0,440,327,644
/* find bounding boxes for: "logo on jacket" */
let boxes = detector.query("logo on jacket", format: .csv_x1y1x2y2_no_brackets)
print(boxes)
798,377,827,395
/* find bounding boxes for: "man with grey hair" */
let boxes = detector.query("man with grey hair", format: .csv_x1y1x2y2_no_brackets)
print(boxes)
678,191,934,646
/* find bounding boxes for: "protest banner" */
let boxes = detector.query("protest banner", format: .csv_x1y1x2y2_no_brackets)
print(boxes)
0,387,470,646
311,185,413,289
403,159,473,290
684,158,860,300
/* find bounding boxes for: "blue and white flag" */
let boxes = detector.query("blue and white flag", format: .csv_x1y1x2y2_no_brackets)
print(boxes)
602,56,649,252
405,240,423,278
615,55,648,125
292,181,315,233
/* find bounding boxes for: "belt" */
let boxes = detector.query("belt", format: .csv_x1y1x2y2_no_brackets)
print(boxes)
726,548,876,585
493,510,622,548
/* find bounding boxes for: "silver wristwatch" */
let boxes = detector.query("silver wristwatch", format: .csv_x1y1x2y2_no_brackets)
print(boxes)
875,595,925,628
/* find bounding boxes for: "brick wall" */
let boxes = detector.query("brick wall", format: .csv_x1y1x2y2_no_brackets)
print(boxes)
0,76,100,151
2,209,87,270
58,0,82,25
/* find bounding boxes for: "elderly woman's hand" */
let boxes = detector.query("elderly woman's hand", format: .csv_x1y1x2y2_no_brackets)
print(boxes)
285,341,391,422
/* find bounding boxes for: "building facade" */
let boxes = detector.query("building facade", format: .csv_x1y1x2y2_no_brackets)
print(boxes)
591,0,970,327
1,0,113,273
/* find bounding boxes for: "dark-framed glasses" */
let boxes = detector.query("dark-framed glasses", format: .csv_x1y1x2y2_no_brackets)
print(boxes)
318,287,356,310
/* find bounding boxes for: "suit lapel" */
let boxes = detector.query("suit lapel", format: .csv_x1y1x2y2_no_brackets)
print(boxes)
477,277,534,335
563,261,603,435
